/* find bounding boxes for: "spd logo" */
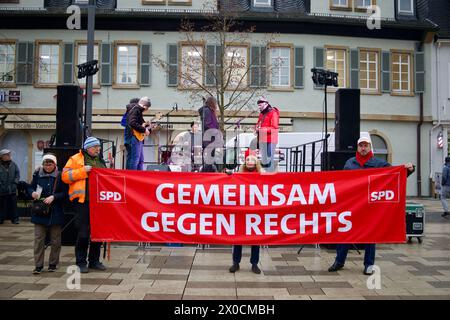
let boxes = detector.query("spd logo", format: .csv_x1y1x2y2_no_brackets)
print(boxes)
97,175,126,203
368,173,400,203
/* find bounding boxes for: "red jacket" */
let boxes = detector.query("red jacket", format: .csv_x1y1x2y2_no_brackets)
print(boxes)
256,107,279,144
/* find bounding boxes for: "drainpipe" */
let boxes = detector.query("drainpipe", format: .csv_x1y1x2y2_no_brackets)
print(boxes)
417,93,423,197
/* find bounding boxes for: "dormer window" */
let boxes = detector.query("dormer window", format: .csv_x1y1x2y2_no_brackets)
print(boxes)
398,0,414,15
253,0,272,8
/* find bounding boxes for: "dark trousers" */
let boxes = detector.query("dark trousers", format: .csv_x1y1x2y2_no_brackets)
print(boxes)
73,200,102,266
260,142,276,172
232,245,260,265
0,194,18,222
335,244,376,267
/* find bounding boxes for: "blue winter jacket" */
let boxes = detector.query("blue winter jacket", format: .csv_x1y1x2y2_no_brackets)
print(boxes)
442,163,450,186
26,168,68,226
344,156,390,171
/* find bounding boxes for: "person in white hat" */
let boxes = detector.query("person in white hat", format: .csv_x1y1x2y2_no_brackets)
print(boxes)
328,136,415,276
0,149,20,224
27,153,68,274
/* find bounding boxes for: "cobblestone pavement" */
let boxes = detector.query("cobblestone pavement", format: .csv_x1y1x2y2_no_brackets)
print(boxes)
0,198,449,300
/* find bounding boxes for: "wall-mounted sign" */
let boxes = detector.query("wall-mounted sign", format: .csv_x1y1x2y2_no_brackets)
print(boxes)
8,90,21,103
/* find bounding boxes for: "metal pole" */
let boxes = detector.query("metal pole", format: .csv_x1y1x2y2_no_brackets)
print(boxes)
84,0,96,138
324,84,328,170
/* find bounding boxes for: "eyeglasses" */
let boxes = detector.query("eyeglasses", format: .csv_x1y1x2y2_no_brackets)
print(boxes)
43,161,55,165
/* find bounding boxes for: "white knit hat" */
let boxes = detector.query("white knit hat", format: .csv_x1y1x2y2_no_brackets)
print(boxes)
42,154,57,165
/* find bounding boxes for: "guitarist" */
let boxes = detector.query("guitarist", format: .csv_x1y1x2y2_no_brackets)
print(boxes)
125,96,152,170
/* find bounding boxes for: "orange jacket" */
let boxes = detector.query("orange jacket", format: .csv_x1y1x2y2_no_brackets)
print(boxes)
62,151,88,203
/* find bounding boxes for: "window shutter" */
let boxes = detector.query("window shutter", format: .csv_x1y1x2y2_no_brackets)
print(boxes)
205,45,216,86
350,49,359,89
16,42,34,85
415,51,425,93
381,51,391,93
140,43,152,87
294,47,304,89
63,43,74,84
100,43,112,86
314,47,324,89
167,44,178,87
250,46,267,88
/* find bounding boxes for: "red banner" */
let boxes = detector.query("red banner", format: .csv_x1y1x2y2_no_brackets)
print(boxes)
89,166,407,245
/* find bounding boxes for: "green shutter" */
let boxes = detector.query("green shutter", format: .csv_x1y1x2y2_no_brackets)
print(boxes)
415,51,425,93
350,49,359,89
250,46,267,88
167,44,178,87
100,43,112,86
381,51,391,93
294,47,304,89
63,43,74,84
16,42,34,85
140,43,152,86
314,47,324,89
205,45,216,86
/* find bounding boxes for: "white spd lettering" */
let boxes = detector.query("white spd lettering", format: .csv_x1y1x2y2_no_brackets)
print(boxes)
370,190,395,202
99,191,122,201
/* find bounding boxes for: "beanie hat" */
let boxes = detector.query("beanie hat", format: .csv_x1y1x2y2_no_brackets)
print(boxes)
83,137,101,150
42,154,57,165
257,96,269,104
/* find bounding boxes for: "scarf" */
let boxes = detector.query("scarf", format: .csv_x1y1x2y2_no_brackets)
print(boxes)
356,151,374,168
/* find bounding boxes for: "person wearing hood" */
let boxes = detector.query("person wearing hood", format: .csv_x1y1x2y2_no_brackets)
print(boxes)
0,149,20,224
198,96,220,164
255,97,279,172
440,156,450,217
27,154,68,274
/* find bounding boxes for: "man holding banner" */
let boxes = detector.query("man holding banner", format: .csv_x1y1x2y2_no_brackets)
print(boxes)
328,136,415,275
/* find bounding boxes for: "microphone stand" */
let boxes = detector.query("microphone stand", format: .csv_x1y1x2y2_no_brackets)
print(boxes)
163,103,178,164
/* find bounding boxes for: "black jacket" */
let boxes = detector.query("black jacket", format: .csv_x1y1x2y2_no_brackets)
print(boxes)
0,160,20,196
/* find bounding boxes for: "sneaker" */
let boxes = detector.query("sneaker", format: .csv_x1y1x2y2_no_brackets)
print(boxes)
251,264,261,275
33,267,43,274
328,261,344,272
364,265,375,275
88,262,107,271
442,212,449,217
78,265,89,273
48,265,57,272
229,263,240,273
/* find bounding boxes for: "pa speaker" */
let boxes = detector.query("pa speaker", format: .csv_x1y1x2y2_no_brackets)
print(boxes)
146,164,171,172
56,85,83,148
321,151,355,171
335,89,360,152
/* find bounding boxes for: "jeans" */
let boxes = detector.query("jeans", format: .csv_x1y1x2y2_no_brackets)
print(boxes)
335,244,376,267
0,194,18,222
232,245,260,265
126,136,144,171
260,142,276,172
440,185,450,212
73,200,102,266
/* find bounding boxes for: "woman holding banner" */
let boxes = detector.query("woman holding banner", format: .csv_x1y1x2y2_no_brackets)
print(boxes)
229,149,265,275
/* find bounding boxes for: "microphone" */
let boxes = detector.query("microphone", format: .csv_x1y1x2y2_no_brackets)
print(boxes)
174,103,178,111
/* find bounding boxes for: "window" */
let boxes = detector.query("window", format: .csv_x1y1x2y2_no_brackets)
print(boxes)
180,44,204,89
142,0,166,4
115,43,139,87
269,46,291,88
36,41,61,86
253,0,272,7
326,48,347,88
398,0,413,14
225,45,248,89
355,0,375,10
370,134,389,162
391,51,412,94
0,42,16,85
330,0,351,10
76,43,100,86
359,50,379,92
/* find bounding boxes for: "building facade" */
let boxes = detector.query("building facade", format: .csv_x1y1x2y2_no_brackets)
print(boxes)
0,0,441,196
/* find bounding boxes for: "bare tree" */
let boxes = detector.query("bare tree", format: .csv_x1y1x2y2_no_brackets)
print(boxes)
153,1,277,137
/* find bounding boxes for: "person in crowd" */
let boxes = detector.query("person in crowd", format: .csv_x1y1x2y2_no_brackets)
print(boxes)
440,156,450,218
27,154,68,274
198,96,220,165
62,137,107,273
328,136,415,275
0,149,20,224
125,96,152,170
229,149,265,275
172,121,202,171
255,97,279,172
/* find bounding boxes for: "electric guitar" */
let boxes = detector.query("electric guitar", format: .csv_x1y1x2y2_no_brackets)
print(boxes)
132,112,163,141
